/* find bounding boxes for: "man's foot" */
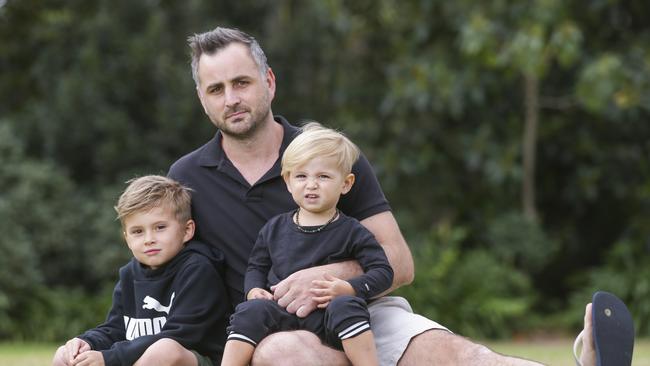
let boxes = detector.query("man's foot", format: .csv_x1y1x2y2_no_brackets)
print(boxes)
578,303,596,366
574,291,634,366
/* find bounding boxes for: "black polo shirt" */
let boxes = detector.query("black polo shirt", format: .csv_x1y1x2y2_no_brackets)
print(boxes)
168,116,391,307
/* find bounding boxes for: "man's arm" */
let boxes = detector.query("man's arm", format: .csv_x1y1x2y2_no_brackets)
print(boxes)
360,211,414,291
273,210,413,317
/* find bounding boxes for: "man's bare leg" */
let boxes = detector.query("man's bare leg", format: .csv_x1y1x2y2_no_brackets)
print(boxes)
398,304,599,366
397,330,542,366
252,330,350,366
252,306,599,366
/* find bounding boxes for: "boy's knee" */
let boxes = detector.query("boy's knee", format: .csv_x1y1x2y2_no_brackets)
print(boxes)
136,338,188,365
52,346,67,366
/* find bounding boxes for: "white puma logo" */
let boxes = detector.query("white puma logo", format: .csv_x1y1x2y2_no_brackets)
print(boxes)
142,292,175,314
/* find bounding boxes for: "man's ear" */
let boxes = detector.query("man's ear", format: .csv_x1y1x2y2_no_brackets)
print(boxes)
266,67,277,101
196,87,209,115
341,173,355,195
183,220,196,243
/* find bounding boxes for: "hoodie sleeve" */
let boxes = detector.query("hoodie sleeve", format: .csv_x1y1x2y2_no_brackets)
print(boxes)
98,260,229,366
244,228,273,297
345,226,394,301
77,281,127,350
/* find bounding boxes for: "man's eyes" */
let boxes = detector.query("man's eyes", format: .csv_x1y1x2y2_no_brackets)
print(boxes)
208,85,223,94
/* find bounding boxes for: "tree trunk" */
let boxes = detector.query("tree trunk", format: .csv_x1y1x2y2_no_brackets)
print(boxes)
523,73,539,221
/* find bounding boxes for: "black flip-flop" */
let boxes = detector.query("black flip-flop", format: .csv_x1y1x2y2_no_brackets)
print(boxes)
574,291,634,366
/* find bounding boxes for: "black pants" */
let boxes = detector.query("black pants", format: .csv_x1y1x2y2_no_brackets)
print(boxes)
227,295,370,350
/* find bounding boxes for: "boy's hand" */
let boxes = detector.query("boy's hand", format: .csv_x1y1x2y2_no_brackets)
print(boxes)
63,338,90,365
310,273,355,308
247,287,273,300
71,350,104,366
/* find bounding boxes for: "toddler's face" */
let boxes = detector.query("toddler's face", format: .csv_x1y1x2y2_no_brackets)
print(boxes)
285,156,354,216
123,206,194,270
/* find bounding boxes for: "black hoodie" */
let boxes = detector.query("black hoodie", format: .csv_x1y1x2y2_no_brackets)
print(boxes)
78,240,230,365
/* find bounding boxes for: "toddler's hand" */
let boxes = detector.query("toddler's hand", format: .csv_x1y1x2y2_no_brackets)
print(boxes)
310,273,355,308
247,287,273,300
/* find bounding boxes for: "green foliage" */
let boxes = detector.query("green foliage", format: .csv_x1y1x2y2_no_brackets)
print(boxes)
484,212,557,273
10,285,114,342
564,219,650,336
397,224,534,339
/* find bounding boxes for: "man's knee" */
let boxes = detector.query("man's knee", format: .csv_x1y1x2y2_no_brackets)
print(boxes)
399,330,491,365
253,331,348,366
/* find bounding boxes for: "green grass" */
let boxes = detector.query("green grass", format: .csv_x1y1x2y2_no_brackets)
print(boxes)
1,339,649,365
484,338,650,366
0,343,57,366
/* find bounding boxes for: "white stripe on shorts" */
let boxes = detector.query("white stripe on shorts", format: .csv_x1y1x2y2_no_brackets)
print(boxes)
339,320,370,340
227,332,257,346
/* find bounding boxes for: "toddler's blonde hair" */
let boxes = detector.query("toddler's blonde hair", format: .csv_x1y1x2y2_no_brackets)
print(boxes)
281,122,360,178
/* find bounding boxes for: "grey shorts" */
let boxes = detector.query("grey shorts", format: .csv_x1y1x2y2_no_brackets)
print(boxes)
190,350,214,366
369,296,450,366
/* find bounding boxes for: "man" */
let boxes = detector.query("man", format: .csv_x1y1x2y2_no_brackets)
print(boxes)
168,26,620,366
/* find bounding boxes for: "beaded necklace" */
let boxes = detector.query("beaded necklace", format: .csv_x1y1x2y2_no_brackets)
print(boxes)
294,208,339,233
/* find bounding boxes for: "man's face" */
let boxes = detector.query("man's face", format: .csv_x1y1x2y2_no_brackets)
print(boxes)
196,43,275,139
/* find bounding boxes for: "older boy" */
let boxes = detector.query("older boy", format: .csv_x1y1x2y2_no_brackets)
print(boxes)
52,175,229,366
221,123,393,366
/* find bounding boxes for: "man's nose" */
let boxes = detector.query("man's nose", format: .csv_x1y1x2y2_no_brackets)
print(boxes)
224,88,241,107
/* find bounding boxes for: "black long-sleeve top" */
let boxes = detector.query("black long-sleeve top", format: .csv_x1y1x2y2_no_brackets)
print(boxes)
78,241,230,366
245,212,393,301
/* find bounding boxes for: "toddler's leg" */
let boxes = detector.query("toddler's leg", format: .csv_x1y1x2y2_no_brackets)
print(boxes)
325,296,377,366
342,330,378,366
225,299,299,366
221,341,255,366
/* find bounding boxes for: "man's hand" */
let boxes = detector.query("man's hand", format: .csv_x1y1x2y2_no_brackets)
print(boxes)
310,273,355,308
247,287,274,300
271,267,327,317
71,350,104,366
63,338,91,365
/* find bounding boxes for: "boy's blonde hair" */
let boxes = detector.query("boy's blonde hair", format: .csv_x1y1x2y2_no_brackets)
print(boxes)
115,175,192,227
281,122,360,178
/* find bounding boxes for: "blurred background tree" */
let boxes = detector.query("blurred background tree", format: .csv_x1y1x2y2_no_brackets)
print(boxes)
1,0,649,341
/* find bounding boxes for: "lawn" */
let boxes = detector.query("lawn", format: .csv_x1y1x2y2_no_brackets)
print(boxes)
485,338,650,366
1,339,649,365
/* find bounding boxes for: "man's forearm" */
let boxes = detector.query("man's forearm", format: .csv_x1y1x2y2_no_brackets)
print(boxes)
361,211,415,292
317,260,363,281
